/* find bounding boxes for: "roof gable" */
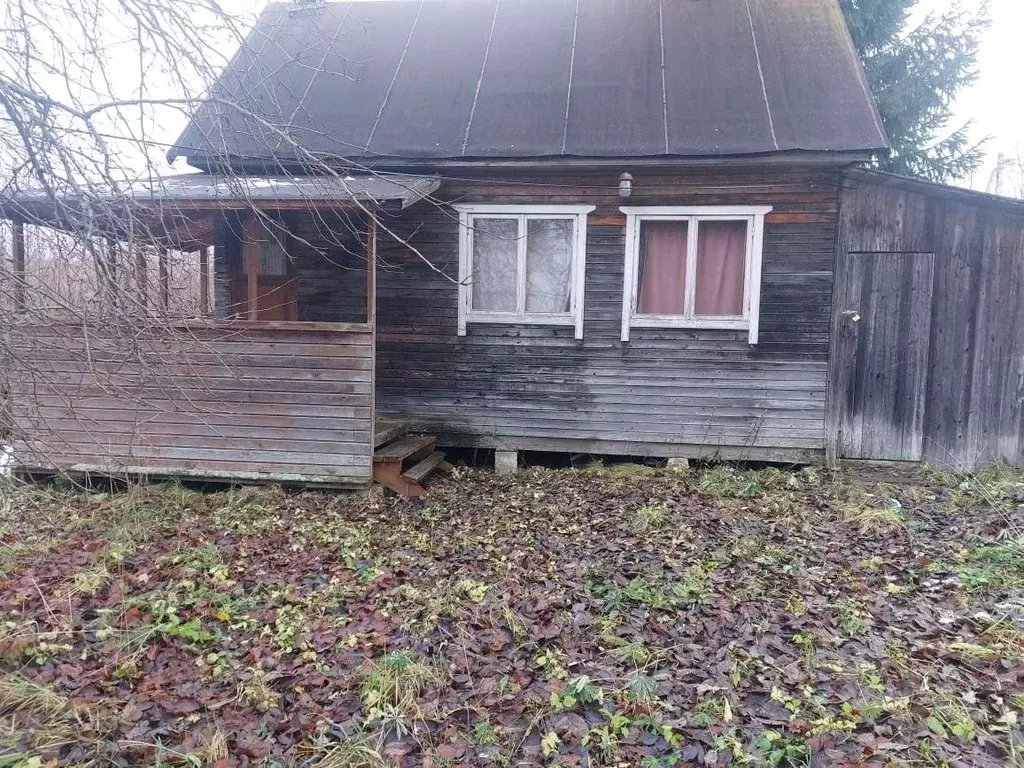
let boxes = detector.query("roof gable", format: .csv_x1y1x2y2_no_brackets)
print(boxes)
171,0,889,165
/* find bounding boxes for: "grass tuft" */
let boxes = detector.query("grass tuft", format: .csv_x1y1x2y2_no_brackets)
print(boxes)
947,466,1024,511
697,465,795,499
312,739,391,768
73,565,110,596
833,497,906,534
613,641,652,666
0,674,69,719
628,504,667,534
360,650,436,734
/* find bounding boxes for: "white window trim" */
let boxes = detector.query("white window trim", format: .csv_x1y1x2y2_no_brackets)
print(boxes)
455,204,595,340
620,205,771,345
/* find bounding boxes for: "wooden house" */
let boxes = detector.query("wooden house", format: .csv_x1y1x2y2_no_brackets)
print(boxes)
3,0,1022,492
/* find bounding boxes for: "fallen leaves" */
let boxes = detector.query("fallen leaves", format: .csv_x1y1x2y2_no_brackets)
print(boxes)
0,464,1021,765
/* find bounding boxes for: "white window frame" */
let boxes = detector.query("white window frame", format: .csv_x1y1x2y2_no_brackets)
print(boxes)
620,205,772,345
455,204,595,340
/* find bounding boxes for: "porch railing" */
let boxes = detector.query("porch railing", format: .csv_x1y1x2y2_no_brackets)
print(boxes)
6,321,374,486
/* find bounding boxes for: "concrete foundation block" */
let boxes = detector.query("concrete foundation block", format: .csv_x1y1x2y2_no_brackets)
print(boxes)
495,450,519,475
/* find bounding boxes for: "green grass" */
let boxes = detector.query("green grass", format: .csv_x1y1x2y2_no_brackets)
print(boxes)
360,651,437,734
628,504,667,534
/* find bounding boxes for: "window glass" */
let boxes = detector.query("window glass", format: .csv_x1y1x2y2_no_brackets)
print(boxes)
694,220,747,317
259,236,289,277
637,220,688,315
526,218,574,313
471,218,518,312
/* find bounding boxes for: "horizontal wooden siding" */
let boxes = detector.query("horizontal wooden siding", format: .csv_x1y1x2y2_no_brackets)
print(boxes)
375,166,840,460
8,323,374,485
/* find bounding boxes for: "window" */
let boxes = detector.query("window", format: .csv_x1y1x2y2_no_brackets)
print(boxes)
620,206,771,344
455,205,595,339
241,218,291,277
254,225,289,277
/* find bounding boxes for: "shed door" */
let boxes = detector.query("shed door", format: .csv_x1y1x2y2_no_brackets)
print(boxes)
835,252,935,461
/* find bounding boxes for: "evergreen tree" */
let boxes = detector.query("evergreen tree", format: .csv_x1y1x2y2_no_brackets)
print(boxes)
840,0,988,182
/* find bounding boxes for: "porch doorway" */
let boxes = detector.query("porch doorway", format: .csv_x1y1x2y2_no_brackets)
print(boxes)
228,215,298,320
220,211,369,325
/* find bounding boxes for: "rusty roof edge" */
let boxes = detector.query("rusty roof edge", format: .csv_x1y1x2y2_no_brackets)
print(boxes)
173,148,881,175
1,174,442,218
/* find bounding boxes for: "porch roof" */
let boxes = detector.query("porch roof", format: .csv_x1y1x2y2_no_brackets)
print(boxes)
119,172,442,208
2,172,441,223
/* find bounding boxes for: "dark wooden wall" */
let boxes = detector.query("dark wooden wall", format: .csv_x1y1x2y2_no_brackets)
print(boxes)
373,166,843,461
9,323,374,485
213,211,368,323
832,172,1024,469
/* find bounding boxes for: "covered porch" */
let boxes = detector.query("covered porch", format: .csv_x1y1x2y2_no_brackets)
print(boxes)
2,173,442,490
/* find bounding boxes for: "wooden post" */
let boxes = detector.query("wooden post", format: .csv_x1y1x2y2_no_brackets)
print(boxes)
244,214,260,321
367,211,378,462
100,238,119,308
135,248,148,310
158,247,170,312
199,247,210,317
11,219,25,312
366,213,377,324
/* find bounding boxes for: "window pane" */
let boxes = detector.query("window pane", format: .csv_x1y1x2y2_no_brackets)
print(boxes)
259,237,289,277
471,218,519,312
694,220,747,317
526,218,574,313
637,221,688,315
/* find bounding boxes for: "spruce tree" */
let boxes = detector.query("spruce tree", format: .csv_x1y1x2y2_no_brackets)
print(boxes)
840,0,988,182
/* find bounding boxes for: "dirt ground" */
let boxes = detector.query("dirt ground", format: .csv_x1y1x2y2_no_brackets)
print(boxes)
0,461,1022,767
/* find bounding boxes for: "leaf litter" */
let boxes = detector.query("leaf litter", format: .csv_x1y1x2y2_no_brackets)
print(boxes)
0,463,1021,766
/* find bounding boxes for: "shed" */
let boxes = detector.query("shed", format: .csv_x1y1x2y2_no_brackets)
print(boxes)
831,169,1024,469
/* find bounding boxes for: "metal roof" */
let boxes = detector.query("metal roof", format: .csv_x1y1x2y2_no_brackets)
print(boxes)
120,173,440,206
170,0,889,165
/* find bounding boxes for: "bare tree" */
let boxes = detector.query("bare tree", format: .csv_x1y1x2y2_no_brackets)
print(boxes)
0,0,442,475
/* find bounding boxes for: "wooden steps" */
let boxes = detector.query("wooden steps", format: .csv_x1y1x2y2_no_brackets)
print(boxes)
374,419,408,448
372,421,446,497
402,451,446,484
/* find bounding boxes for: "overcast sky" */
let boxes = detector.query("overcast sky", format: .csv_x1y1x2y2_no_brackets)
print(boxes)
917,0,1022,192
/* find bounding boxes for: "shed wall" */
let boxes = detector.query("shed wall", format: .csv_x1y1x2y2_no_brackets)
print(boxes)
833,176,1024,468
373,167,842,460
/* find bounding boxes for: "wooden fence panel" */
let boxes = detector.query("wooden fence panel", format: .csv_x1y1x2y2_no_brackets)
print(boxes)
8,323,374,486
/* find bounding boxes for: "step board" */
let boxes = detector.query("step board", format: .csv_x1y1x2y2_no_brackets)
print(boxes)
373,434,436,465
374,419,408,449
401,451,446,484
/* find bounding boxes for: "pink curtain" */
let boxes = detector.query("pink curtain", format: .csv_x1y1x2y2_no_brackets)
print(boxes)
694,220,747,316
637,221,689,314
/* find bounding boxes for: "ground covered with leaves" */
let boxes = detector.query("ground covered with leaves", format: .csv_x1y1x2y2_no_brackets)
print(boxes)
1,462,1023,767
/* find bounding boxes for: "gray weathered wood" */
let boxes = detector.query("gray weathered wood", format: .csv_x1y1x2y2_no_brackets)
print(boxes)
832,174,1024,468
373,167,841,461
9,324,375,485
833,252,934,461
